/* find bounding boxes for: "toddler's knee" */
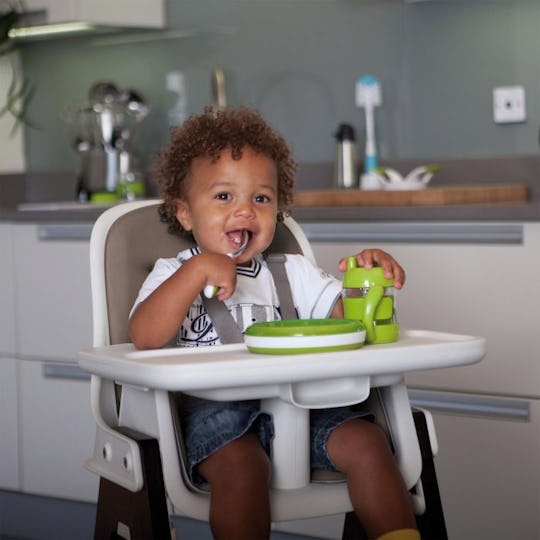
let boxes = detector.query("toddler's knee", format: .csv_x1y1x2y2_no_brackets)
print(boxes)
359,420,390,449
328,419,392,468
201,432,271,485
336,418,387,445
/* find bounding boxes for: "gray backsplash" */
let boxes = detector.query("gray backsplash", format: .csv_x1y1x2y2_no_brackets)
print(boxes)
15,0,540,178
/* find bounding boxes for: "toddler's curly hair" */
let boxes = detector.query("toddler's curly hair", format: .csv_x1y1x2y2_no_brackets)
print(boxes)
155,106,296,236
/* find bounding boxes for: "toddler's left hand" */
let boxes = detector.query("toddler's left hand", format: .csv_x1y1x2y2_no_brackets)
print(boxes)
338,249,406,289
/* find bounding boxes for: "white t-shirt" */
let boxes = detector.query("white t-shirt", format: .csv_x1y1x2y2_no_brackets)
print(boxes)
131,247,342,347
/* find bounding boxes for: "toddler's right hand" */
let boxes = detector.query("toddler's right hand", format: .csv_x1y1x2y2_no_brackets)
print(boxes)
197,252,238,301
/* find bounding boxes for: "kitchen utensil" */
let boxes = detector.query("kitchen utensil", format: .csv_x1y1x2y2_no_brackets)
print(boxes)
75,149,107,201
116,89,148,149
93,103,118,193
342,256,398,344
404,165,440,186
333,123,357,189
166,71,188,127
356,75,382,173
359,172,383,190
244,318,366,354
372,165,440,191
211,68,227,109
65,81,149,200
62,104,97,149
203,230,249,298
116,150,145,201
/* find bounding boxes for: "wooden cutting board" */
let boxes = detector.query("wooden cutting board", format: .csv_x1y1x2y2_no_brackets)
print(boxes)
293,184,528,207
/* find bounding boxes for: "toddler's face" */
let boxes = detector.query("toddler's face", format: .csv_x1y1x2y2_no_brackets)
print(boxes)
175,147,279,265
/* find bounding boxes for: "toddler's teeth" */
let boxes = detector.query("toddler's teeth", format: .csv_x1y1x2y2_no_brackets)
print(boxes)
228,230,243,246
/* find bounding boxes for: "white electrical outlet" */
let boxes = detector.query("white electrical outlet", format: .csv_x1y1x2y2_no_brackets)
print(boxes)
493,85,527,124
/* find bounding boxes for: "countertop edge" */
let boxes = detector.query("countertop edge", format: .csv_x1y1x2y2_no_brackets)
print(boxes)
2,201,538,224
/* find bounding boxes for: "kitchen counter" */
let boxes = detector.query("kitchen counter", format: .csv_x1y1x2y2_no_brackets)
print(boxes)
291,199,540,222
2,197,539,224
2,154,540,223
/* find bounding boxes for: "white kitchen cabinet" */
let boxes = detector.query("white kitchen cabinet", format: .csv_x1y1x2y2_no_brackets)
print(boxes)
13,223,93,362
309,221,540,397
11,222,98,502
19,358,98,502
0,224,19,491
0,356,20,491
390,223,540,398
19,0,165,29
0,223,15,354
307,220,540,539
413,392,540,540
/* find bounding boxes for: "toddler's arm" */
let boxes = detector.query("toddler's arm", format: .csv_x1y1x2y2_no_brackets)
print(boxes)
129,252,237,349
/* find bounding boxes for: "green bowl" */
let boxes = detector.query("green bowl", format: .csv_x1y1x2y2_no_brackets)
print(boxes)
244,319,366,355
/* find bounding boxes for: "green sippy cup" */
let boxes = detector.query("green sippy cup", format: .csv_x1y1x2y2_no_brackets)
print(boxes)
342,256,399,344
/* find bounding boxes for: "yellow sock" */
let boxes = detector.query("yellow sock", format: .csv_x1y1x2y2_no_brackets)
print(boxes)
376,529,420,540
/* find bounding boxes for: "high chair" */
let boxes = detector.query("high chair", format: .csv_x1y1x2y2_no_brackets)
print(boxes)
79,199,486,539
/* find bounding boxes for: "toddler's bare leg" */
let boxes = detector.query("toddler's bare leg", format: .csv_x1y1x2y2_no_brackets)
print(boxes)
198,432,271,540
326,418,417,539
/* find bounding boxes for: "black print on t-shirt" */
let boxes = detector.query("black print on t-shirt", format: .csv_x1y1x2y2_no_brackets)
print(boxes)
179,305,219,346
177,303,280,347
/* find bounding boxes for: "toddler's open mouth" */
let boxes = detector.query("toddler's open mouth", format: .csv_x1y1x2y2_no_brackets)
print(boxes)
227,229,249,257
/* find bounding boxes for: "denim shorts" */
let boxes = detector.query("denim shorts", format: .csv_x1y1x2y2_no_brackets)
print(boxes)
176,394,373,486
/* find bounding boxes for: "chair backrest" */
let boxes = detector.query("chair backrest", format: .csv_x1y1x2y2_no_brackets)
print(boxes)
90,199,315,346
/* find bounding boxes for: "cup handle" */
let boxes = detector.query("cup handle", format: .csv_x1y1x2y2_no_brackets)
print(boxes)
364,284,383,342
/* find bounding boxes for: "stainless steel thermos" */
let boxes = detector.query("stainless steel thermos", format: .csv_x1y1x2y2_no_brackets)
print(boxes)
333,123,357,189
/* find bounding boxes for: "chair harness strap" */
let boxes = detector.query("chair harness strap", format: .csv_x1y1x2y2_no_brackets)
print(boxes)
201,295,244,344
201,254,296,344
264,254,298,320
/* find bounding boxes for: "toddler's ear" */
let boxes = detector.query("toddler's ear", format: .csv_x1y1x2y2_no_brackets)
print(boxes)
175,198,192,231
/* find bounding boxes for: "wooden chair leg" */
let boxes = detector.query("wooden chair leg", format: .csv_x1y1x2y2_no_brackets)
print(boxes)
413,410,448,540
94,431,171,540
342,511,369,540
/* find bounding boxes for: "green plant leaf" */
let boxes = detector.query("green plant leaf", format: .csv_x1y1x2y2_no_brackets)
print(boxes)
6,78,36,134
0,3,35,131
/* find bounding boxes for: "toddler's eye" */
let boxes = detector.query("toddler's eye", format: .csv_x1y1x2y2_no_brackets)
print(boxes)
215,192,231,201
254,194,270,203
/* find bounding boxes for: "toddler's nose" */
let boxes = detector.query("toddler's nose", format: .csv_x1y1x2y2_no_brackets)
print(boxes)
234,199,255,218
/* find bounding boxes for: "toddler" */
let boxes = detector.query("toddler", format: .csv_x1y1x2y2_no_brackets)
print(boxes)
130,106,418,540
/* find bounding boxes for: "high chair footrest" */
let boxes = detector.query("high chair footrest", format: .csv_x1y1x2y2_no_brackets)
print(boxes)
86,424,145,492
94,434,171,540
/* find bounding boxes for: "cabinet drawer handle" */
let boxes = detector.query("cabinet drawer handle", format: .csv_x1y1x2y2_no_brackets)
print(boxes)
302,222,524,245
42,362,91,381
409,389,529,422
37,224,93,241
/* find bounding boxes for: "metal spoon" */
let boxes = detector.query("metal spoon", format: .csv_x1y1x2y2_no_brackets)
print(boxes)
203,231,249,298
211,68,227,109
